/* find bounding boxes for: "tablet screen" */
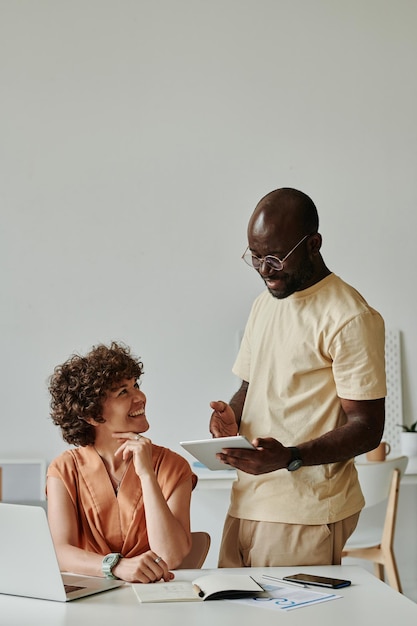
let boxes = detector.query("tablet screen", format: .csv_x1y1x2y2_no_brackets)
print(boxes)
180,436,255,470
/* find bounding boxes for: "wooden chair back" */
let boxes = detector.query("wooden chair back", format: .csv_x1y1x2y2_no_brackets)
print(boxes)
177,531,211,569
342,455,408,592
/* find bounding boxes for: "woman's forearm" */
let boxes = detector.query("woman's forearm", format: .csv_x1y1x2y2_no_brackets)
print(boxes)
140,474,192,568
54,543,105,577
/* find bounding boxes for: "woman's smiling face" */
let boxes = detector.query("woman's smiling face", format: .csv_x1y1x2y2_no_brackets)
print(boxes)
98,377,149,435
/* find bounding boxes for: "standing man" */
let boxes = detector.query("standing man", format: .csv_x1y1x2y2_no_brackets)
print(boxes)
210,188,386,567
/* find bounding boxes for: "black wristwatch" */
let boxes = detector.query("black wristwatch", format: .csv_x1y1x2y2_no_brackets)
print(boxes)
287,446,303,471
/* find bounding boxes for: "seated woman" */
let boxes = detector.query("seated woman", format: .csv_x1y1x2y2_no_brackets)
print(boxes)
46,341,196,583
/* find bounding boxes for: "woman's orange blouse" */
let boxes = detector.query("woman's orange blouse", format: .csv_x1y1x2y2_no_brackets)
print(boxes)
47,445,197,556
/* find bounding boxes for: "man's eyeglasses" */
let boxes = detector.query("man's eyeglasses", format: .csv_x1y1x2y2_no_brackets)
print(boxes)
242,234,311,271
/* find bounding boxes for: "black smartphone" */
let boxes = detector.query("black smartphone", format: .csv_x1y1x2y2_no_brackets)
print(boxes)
282,573,351,589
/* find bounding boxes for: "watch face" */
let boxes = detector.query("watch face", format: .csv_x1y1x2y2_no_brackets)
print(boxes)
103,555,115,565
102,553,121,579
288,458,303,471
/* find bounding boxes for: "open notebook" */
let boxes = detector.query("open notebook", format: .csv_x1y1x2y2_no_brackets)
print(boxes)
0,503,124,601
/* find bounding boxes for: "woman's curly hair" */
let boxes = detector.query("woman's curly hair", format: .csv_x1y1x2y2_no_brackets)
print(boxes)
49,342,144,447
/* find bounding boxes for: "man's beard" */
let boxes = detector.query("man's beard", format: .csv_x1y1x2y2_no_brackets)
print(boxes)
266,258,315,299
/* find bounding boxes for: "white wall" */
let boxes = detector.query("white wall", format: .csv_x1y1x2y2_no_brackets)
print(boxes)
1,0,416,486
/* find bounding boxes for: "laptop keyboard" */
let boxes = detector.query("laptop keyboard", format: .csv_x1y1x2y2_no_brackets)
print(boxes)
64,584,86,593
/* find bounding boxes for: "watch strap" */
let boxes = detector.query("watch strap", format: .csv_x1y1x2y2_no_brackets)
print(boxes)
287,446,303,471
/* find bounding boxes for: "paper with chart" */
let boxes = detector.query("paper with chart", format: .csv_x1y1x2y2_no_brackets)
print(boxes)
231,578,342,611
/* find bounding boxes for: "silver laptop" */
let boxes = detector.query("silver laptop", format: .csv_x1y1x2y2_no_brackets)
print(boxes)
0,503,124,601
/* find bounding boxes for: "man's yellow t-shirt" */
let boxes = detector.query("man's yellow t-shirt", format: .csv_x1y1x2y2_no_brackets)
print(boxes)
230,273,386,525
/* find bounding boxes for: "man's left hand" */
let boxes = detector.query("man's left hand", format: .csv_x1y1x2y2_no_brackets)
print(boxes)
217,437,290,474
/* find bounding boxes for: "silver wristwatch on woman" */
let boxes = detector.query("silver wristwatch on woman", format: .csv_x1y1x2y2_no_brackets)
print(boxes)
102,553,123,579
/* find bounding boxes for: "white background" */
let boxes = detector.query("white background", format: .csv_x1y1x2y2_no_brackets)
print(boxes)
1,0,416,600
1,0,416,463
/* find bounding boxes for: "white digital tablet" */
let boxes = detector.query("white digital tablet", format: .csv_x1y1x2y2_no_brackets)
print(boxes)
180,436,255,471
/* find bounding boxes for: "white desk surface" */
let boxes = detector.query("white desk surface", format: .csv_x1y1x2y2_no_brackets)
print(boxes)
1,565,416,625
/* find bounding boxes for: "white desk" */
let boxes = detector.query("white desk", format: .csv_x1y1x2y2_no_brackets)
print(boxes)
1,566,416,625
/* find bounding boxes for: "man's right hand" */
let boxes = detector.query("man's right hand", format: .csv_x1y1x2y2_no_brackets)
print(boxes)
209,401,238,438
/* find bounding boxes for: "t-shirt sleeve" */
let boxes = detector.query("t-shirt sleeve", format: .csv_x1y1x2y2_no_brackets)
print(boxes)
232,298,260,382
330,310,387,400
